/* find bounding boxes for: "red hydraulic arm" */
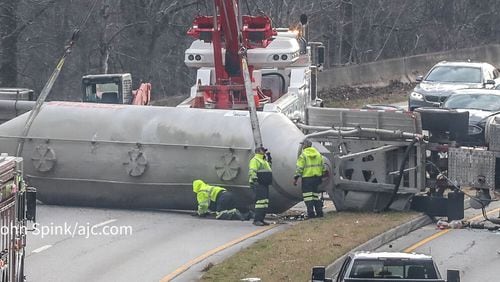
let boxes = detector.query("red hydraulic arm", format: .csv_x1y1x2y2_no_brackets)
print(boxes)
187,0,276,110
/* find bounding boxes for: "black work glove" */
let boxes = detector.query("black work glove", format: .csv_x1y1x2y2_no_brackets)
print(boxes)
265,151,272,164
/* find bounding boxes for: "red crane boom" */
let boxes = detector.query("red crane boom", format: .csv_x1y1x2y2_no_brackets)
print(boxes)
187,0,276,109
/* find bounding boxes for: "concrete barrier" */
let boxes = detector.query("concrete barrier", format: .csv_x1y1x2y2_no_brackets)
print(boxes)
319,44,500,89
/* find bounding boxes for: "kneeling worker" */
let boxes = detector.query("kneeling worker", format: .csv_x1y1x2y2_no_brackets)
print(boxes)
192,179,245,220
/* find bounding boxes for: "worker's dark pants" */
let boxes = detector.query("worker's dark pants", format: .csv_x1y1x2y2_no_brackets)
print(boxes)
251,183,269,222
211,191,245,220
301,176,323,217
215,191,235,212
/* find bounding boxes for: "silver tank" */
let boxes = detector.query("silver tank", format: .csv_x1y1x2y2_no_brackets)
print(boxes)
0,102,306,212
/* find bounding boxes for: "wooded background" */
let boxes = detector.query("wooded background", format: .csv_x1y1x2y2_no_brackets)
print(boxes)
1,0,499,101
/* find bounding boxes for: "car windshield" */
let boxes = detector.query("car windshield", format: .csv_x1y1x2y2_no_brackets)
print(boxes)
443,94,500,111
349,259,439,279
425,66,482,83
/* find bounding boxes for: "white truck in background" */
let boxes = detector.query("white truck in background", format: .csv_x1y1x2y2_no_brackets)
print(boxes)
311,252,460,282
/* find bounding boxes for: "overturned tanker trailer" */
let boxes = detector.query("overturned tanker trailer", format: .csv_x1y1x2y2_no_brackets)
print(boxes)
0,102,429,213
0,102,326,213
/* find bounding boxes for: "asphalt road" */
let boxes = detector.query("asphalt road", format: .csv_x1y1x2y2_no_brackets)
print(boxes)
24,204,283,282
376,201,500,282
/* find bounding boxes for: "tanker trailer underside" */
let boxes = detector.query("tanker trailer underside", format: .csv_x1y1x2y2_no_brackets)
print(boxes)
305,107,426,211
0,102,312,213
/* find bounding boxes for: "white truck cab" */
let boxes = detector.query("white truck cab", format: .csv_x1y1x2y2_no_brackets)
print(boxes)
312,252,460,282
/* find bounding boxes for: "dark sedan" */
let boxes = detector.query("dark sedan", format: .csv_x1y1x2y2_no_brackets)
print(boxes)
442,89,500,145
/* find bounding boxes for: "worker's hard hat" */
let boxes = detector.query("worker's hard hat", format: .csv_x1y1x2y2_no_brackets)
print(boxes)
193,179,205,193
301,139,312,148
255,146,266,154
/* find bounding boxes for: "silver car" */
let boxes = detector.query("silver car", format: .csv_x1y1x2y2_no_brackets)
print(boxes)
408,61,500,111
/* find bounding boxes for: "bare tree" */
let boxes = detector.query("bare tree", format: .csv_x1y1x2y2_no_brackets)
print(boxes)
3,0,500,101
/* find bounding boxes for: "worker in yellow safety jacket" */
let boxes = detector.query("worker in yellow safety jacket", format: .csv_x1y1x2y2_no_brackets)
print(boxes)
248,146,272,226
293,139,327,218
192,179,246,220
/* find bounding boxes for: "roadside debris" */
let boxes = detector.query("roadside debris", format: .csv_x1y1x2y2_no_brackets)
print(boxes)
202,262,214,272
436,219,500,231
436,219,463,229
276,210,307,222
279,213,307,222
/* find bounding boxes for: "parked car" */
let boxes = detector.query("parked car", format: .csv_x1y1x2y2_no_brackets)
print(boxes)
311,251,460,282
408,61,500,111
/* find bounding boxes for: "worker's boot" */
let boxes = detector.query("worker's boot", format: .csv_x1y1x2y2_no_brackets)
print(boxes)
314,200,324,218
253,209,265,225
253,221,265,226
305,201,316,219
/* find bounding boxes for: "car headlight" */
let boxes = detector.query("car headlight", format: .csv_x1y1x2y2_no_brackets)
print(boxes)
410,92,424,101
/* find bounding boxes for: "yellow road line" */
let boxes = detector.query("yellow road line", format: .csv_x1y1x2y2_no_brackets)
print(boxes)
404,207,500,253
404,229,451,253
160,225,276,282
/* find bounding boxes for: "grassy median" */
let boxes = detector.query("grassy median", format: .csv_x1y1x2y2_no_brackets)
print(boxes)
201,211,419,281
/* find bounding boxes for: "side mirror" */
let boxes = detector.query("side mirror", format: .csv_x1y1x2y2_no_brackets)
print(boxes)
416,75,424,82
447,269,460,282
485,79,495,85
312,266,331,282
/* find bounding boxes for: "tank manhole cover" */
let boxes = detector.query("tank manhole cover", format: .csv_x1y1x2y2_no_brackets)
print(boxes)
123,148,148,177
215,152,240,181
31,144,56,172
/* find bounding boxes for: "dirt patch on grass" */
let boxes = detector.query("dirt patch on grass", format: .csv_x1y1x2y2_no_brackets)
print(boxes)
319,81,416,108
201,211,419,282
